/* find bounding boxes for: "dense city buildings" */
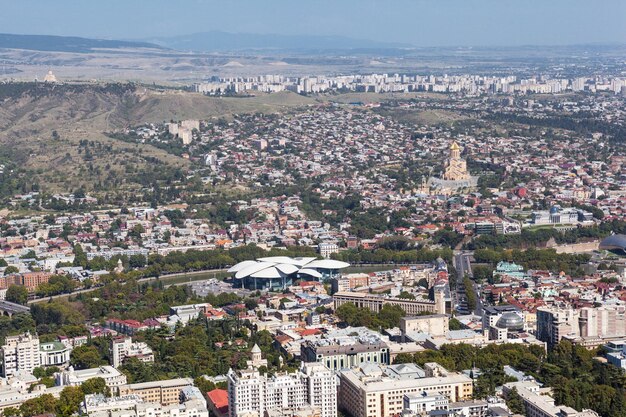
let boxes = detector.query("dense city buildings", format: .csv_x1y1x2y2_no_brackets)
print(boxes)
192,73,626,97
0,63,624,417
1,2,626,417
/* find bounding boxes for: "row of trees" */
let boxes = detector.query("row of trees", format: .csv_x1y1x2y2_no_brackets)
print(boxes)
335,303,406,330
473,247,591,277
61,317,293,384
468,220,626,251
137,245,318,278
462,275,477,311
35,275,78,298
331,247,453,264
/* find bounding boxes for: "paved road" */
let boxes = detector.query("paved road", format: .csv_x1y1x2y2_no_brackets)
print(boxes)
453,251,483,316
0,300,30,314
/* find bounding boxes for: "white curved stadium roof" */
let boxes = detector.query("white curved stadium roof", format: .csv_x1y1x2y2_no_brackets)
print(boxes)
230,256,349,280
275,264,300,275
235,261,277,279
257,256,317,266
227,260,258,273
250,267,285,279
298,268,323,279
304,259,351,269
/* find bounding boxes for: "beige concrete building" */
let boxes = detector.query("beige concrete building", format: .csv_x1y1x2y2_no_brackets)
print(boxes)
338,363,472,417
399,315,449,338
537,305,626,347
333,290,445,316
118,378,194,406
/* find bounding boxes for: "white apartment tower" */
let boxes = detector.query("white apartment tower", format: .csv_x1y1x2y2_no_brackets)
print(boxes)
227,362,337,417
265,373,307,411
1,332,41,377
301,362,337,417
227,367,264,417
111,336,154,368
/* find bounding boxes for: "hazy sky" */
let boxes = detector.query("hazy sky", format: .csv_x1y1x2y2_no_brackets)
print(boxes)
2,0,625,47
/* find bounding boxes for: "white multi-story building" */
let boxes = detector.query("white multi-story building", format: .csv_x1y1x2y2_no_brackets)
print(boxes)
403,391,449,415
55,366,128,390
227,362,336,417
503,381,599,417
1,333,41,377
39,341,72,367
606,342,626,370
318,243,339,259
300,362,336,417
111,337,154,368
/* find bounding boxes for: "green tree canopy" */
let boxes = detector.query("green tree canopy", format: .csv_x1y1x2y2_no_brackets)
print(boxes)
6,285,28,305
70,345,105,370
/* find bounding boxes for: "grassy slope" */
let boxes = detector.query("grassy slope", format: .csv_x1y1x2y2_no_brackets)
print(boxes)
120,89,316,124
0,85,315,195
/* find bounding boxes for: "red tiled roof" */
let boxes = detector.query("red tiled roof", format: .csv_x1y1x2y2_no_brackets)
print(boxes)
298,328,322,336
274,335,293,344
207,389,229,410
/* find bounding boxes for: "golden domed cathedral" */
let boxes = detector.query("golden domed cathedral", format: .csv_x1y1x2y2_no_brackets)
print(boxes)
442,141,470,181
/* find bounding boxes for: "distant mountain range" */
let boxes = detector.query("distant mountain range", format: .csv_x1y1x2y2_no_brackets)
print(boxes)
0,33,163,53
147,31,413,52
0,32,411,54
1,32,623,55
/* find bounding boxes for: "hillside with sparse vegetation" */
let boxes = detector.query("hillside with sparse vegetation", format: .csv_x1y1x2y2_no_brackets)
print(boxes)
0,82,314,202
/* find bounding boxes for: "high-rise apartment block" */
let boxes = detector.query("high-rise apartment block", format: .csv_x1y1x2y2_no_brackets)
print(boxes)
1,332,41,377
227,362,336,417
537,305,626,347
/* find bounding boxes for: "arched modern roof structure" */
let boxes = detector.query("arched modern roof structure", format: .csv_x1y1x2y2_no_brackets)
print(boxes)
228,256,350,291
599,234,626,254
